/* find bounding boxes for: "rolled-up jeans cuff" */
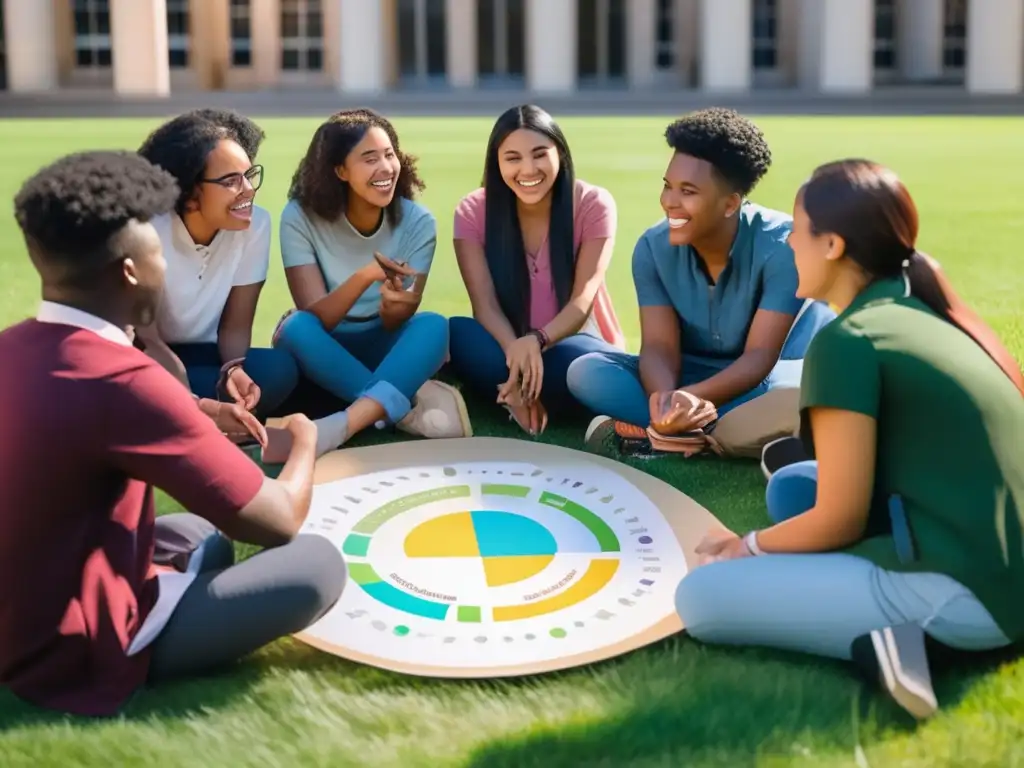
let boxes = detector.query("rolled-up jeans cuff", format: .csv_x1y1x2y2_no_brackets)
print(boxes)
360,380,412,423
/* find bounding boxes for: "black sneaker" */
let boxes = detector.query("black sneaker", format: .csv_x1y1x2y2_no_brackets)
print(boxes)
760,436,810,480
851,623,938,720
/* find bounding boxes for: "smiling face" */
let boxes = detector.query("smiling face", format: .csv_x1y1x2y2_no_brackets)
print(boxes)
335,126,402,209
192,139,262,231
788,189,844,301
659,152,741,247
496,128,561,205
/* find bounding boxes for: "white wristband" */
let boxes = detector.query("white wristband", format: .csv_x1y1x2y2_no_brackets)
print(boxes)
744,530,765,556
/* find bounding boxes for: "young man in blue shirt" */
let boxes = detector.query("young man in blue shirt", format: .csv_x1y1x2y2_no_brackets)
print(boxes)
568,108,835,458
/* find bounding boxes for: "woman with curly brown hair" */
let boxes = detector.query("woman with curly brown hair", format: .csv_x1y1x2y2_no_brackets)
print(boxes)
273,109,471,447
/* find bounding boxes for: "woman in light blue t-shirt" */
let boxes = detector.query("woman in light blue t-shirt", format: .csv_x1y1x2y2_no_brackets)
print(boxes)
273,109,471,445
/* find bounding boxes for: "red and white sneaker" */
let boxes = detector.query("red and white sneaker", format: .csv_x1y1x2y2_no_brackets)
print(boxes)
584,416,657,458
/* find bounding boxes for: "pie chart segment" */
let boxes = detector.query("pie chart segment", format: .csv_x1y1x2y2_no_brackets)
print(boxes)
403,510,566,589
403,510,561,561
403,510,480,558
482,554,554,586
470,510,557,557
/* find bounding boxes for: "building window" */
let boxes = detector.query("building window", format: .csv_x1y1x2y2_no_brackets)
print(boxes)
577,0,626,84
477,0,525,80
230,0,252,66
752,0,777,70
0,7,6,90
655,0,674,71
873,0,897,70
280,0,323,71
73,0,112,68
167,0,189,68
397,0,448,81
942,0,966,70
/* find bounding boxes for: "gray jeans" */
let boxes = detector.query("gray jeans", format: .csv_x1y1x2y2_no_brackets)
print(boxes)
147,513,346,680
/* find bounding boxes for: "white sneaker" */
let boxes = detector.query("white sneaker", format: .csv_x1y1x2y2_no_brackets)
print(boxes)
397,380,473,439
851,624,939,720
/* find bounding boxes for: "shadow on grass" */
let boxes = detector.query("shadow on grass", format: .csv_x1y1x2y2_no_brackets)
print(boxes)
460,637,1024,768
1,620,1017,764
0,635,442,734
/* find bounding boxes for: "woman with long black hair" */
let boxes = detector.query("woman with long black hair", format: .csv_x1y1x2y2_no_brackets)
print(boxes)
676,159,1024,720
448,104,625,435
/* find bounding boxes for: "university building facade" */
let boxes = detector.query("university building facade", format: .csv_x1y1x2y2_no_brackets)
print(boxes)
1,0,1022,98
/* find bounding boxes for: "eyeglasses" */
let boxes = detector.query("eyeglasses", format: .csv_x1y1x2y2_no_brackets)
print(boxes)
200,164,264,194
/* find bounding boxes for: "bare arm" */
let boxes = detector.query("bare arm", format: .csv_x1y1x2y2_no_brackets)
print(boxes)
134,323,191,389
219,420,319,548
280,204,379,331
379,280,422,331
454,237,519,352
756,407,877,552
217,282,263,363
684,308,795,406
381,212,435,331
539,236,614,344
638,305,682,395
285,263,377,331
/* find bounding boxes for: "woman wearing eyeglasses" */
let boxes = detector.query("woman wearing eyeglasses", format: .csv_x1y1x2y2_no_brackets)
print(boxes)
135,109,299,418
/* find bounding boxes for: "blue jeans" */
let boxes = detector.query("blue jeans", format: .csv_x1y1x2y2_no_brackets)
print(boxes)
272,310,448,423
674,460,1010,660
565,300,836,426
447,316,623,413
169,343,299,419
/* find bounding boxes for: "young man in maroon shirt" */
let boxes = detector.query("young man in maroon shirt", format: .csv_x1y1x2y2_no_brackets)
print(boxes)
0,150,346,717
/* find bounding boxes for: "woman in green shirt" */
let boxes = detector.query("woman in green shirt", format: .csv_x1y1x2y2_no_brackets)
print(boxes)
676,159,1024,720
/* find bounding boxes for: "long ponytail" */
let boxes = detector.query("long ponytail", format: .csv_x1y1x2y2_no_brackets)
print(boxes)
802,159,1023,397
906,251,1024,396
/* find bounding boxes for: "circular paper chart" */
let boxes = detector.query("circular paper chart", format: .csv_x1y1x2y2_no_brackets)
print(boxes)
294,437,723,677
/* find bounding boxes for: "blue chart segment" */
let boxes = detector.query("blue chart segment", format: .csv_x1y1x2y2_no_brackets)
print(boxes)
470,511,558,557
347,563,450,620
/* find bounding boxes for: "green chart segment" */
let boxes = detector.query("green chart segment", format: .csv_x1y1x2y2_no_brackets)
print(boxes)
341,484,622,622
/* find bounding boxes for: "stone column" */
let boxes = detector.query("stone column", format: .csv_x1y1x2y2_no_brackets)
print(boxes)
337,0,387,93
250,0,280,88
627,0,656,88
3,0,58,92
192,0,232,90
110,0,171,96
698,0,751,91
776,0,801,84
966,0,1024,93
799,0,872,93
898,0,944,81
53,0,76,86
525,0,576,93
446,0,477,88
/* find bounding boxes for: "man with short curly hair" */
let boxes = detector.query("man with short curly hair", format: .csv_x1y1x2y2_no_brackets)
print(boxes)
0,150,346,717
570,108,836,459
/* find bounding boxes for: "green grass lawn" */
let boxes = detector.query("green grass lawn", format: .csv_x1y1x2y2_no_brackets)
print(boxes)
0,115,1022,767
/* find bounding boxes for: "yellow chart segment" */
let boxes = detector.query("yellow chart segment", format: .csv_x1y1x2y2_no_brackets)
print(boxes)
482,555,553,586
493,559,619,621
404,511,479,557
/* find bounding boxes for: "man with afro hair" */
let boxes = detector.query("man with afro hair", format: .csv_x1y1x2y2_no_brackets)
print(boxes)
571,108,835,459
0,150,346,717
